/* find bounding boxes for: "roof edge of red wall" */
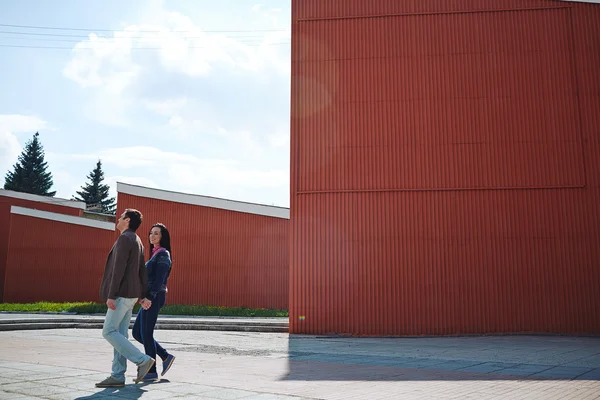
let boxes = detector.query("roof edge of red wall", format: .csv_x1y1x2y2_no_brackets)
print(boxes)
558,0,600,4
11,206,115,231
0,189,86,210
117,182,290,219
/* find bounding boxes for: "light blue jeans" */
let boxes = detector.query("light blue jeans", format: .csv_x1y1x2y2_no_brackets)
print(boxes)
102,297,151,382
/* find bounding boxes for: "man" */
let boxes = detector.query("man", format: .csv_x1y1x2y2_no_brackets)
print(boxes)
96,208,156,388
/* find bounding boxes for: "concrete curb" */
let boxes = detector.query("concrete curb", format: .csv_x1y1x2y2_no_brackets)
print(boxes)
0,315,289,333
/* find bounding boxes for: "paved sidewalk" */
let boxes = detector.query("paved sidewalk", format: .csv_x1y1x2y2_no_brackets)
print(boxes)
0,328,599,399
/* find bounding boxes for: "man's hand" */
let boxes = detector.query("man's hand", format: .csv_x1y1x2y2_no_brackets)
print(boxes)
139,298,152,310
106,299,117,310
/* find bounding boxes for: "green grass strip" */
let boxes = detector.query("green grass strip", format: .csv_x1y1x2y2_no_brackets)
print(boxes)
0,302,288,317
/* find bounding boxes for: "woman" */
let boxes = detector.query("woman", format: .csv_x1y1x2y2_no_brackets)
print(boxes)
133,223,175,381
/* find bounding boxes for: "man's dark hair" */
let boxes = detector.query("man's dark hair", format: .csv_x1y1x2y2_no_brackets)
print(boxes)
124,208,143,231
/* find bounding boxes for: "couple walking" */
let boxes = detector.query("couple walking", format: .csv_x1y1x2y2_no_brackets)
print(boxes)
96,208,176,387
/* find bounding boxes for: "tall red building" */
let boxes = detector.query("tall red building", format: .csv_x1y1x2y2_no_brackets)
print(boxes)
290,0,600,335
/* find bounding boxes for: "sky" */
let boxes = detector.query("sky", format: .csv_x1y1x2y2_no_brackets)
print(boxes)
0,0,291,207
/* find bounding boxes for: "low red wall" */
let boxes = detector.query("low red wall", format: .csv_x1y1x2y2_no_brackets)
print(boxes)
117,184,289,310
3,209,116,303
0,191,85,302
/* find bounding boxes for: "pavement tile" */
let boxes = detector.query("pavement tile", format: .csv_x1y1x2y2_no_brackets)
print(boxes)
154,382,219,394
0,393,40,400
575,367,600,380
41,376,104,391
46,391,108,400
0,381,74,397
201,388,259,399
429,360,484,371
532,366,594,379
114,389,174,399
0,361,33,369
494,363,556,376
173,397,214,400
243,394,305,400
0,369,32,380
456,362,520,373
409,359,448,368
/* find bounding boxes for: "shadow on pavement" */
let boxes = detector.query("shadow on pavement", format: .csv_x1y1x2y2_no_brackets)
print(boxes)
75,386,147,399
74,381,168,399
282,334,600,381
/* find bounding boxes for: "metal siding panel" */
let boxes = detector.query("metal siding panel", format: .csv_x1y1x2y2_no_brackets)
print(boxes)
0,204,10,302
4,214,116,303
291,191,600,335
117,193,288,309
290,0,600,335
293,0,567,20
294,8,585,192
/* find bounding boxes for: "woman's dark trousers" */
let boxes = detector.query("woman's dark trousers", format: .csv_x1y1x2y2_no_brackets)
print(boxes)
133,291,168,374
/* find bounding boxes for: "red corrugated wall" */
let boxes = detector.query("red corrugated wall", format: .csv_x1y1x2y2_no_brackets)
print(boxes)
290,0,600,335
0,196,83,302
3,213,116,303
117,193,289,309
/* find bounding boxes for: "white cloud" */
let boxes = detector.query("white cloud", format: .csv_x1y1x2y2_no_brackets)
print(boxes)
267,132,290,149
85,93,134,127
0,115,48,133
108,176,159,189
63,32,141,92
66,146,288,205
0,115,49,178
50,169,80,200
63,6,290,91
142,97,217,139
60,3,291,207
63,30,142,126
141,97,270,159
107,175,159,200
62,4,290,129
143,97,189,116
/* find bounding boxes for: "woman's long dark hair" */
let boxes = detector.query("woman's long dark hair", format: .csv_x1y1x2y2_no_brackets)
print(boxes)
149,223,172,261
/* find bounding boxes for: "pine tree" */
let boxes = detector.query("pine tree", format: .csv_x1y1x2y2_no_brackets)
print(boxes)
73,160,116,215
4,132,56,196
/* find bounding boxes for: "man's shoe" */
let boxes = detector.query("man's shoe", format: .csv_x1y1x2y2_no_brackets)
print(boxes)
161,354,175,376
95,376,125,388
143,372,159,381
135,357,155,383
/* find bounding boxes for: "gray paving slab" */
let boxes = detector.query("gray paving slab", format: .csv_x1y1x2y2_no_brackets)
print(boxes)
576,367,600,380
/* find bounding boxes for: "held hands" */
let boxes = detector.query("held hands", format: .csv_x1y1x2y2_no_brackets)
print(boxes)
138,298,152,310
106,299,117,310
107,298,151,310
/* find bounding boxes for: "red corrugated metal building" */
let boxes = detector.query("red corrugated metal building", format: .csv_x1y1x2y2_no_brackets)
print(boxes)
116,183,290,309
3,205,116,303
290,0,600,335
0,190,86,302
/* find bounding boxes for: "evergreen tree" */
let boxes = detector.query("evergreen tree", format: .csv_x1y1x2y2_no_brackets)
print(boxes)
73,160,116,215
4,132,56,196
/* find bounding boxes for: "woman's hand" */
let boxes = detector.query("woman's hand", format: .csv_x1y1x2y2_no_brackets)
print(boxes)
138,298,152,310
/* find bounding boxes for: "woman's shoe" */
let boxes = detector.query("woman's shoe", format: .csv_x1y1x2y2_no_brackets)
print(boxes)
162,354,176,376
143,372,159,381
